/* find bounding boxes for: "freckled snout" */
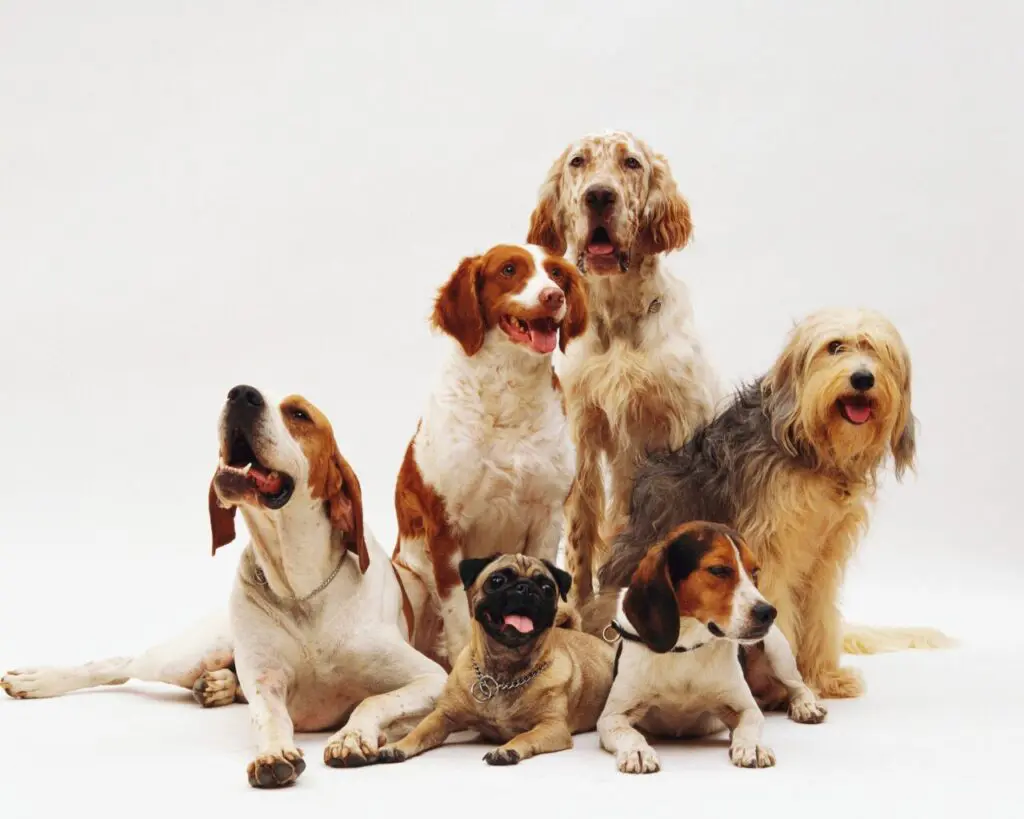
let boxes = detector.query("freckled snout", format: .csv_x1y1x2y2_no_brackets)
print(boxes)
585,184,617,215
539,287,565,314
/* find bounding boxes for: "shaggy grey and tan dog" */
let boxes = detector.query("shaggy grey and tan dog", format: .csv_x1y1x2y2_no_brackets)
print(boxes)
599,308,951,700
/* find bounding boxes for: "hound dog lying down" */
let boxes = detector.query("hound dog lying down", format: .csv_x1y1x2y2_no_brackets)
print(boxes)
1,385,446,788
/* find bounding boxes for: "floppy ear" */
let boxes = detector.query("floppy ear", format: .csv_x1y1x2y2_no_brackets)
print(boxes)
208,479,237,556
432,256,485,356
622,544,681,653
762,331,808,461
459,555,500,591
558,266,589,353
323,449,369,574
526,148,568,255
891,389,917,480
637,150,692,256
542,560,573,602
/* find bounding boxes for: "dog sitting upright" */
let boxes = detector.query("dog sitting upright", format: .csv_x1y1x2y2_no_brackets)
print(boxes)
371,555,615,766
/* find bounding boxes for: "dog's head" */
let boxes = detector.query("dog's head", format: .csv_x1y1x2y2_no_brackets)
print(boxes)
527,130,692,275
459,554,572,650
432,243,588,358
762,308,916,479
207,385,368,572
622,522,775,653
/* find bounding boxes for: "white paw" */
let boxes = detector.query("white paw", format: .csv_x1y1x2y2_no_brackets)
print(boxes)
191,668,238,708
247,748,305,788
323,727,382,768
788,697,827,725
2,668,79,699
730,743,776,768
616,744,661,774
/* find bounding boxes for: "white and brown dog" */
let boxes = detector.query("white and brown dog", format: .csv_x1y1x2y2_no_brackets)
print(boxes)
593,521,825,775
1,386,446,787
393,243,588,667
527,130,719,607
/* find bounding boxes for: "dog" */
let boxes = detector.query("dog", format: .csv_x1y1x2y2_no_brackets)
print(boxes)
1,386,447,787
368,554,615,766
594,521,826,774
527,130,719,607
393,244,588,667
600,309,952,699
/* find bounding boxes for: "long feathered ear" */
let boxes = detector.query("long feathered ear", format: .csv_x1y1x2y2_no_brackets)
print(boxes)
622,544,680,653
558,265,589,352
762,331,807,460
432,256,485,356
891,360,917,479
527,148,568,255
323,450,369,574
459,555,500,591
637,149,692,256
542,559,573,602
208,479,237,556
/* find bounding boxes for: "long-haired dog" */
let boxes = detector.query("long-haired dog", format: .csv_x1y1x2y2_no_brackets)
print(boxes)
600,308,951,699
526,130,719,608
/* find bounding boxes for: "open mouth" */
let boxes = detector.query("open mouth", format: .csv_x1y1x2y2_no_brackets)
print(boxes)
499,315,559,355
218,430,295,509
586,226,616,257
837,395,874,425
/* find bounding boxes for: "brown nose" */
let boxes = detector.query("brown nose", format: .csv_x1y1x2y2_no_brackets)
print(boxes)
539,287,565,311
585,185,616,213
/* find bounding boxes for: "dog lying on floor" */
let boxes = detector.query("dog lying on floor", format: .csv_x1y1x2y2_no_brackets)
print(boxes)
600,309,952,700
1,386,446,787
592,521,826,774
370,554,615,766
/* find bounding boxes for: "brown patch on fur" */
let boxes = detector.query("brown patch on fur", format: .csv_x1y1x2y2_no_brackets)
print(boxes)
208,479,237,555
281,395,369,573
551,371,565,415
674,535,737,627
391,563,416,637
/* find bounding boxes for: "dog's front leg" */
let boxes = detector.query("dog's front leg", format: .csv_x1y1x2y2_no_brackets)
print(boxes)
324,638,446,768
761,625,828,724
426,528,473,663
484,715,572,766
234,650,303,789
598,683,659,774
718,697,775,769
375,708,460,764
564,416,606,606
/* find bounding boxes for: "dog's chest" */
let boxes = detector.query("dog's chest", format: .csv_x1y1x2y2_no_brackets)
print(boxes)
628,646,740,727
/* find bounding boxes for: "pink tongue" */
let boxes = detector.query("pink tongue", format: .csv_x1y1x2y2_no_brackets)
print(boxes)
251,468,283,494
843,402,872,424
503,615,535,634
528,327,558,355
587,242,615,256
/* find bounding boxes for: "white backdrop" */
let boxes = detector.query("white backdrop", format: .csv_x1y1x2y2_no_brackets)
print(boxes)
1,2,1021,816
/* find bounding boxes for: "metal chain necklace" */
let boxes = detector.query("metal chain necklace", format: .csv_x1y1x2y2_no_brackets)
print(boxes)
253,553,346,603
470,659,550,703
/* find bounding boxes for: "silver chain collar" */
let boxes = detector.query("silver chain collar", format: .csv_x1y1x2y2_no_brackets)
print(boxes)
470,659,550,703
252,553,346,604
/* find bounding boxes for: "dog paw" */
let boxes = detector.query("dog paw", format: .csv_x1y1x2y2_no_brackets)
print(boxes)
191,668,238,708
323,729,380,768
375,746,408,764
246,749,305,788
1,667,77,699
815,667,864,699
730,743,776,769
789,697,827,724
483,747,521,766
616,745,660,774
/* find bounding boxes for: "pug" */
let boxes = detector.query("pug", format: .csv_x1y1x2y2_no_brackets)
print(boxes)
370,554,615,766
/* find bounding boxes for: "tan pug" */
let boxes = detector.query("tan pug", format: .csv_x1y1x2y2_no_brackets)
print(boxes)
370,554,614,766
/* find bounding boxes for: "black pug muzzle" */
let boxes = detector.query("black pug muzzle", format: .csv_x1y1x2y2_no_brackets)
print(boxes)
473,571,559,649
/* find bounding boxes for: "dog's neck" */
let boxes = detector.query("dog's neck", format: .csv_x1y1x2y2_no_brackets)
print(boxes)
572,250,667,328
614,588,714,651
470,624,550,679
239,494,342,600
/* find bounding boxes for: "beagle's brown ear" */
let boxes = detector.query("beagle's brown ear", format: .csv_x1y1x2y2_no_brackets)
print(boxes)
432,256,485,356
622,543,680,653
323,449,369,574
208,479,237,556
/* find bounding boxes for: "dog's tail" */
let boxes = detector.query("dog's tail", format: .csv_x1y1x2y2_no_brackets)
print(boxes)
842,622,955,655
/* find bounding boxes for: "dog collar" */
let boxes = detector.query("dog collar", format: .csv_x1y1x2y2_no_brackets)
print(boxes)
604,620,710,654
252,551,346,604
470,659,550,704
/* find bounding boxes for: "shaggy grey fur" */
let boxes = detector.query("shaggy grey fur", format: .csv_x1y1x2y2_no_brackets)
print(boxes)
599,377,814,590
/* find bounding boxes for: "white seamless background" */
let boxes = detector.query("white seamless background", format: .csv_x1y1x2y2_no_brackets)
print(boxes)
1,2,1020,817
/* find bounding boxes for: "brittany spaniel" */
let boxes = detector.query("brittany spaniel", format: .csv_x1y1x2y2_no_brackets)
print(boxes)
527,130,719,607
393,243,588,667
2,386,447,787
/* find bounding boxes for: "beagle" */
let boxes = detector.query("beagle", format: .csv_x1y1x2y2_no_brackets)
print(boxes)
1,385,447,788
593,521,827,774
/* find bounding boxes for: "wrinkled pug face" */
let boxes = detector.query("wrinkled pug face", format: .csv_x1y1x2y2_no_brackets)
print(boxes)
459,554,572,649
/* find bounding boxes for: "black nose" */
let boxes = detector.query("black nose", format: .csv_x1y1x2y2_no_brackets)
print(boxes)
752,602,777,626
585,185,616,213
850,370,875,392
514,580,533,595
227,385,264,408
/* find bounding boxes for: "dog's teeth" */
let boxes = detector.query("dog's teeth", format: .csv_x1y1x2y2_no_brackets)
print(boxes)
242,463,252,475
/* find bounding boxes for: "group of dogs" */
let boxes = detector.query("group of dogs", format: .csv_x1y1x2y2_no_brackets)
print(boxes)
1,130,951,787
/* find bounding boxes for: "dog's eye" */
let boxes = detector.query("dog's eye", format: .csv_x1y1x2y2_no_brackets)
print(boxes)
539,582,556,598
548,267,562,279
624,156,642,170
289,408,310,422
569,155,585,168
708,566,733,579
501,263,516,277
487,574,508,591
827,340,843,355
